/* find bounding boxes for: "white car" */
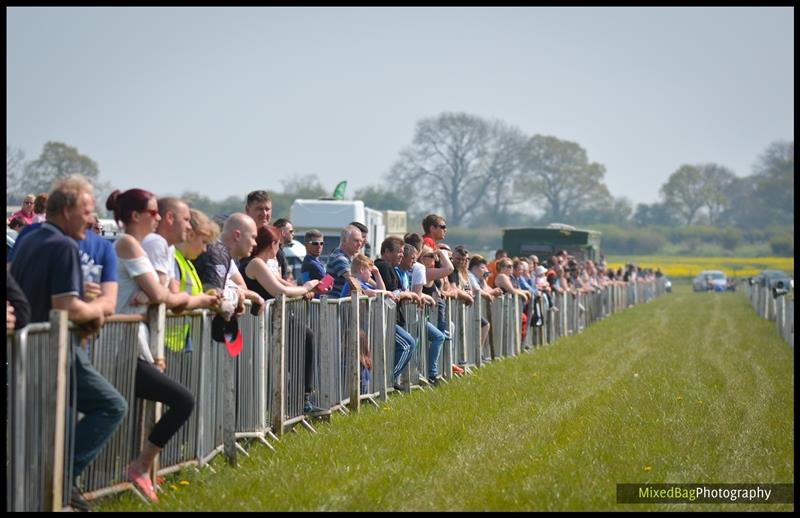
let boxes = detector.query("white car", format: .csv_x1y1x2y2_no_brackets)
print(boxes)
692,270,727,292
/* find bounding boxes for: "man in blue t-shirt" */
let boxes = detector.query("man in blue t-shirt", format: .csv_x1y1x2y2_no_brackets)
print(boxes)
9,176,127,511
300,229,326,297
10,218,119,317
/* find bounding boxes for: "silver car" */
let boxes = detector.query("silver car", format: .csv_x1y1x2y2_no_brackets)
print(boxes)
692,270,727,292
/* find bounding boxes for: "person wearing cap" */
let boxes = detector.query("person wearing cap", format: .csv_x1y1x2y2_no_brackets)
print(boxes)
106,188,200,503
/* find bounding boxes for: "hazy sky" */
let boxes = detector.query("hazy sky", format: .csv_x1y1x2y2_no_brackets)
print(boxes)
7,6,794,206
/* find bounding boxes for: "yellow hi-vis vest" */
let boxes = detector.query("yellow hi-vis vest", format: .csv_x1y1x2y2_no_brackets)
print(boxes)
165,249,201,352
175,248,203,295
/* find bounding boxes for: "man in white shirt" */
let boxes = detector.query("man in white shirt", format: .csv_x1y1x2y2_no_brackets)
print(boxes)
142,197,220,312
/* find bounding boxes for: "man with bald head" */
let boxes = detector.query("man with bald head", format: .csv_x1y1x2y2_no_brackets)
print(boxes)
193,212,264,315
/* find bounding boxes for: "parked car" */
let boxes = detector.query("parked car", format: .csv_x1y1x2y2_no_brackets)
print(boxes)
692,270,727,292
751,270,793,292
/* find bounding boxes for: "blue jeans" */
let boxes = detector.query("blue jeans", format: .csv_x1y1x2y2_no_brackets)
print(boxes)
71,345,128,477
426,321,445,379
360,366,371,395
393,324,416,380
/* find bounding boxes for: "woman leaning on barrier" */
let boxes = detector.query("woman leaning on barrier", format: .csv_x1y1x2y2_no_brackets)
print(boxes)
107,188,214,503
240,225,326,414
174,209,220,295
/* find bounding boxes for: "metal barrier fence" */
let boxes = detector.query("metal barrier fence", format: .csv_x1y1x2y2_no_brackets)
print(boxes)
745,284,794,347
7,281,667,511
6,312,71,512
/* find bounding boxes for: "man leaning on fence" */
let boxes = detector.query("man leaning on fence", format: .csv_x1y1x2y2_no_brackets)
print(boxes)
10,174,127,512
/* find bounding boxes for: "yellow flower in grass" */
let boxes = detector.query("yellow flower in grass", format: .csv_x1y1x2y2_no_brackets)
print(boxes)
170,484,179,491
179,480,190,486
643,465,652,471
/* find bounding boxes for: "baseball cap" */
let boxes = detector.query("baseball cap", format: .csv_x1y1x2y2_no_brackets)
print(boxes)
535,265,547,276
211,314,243,357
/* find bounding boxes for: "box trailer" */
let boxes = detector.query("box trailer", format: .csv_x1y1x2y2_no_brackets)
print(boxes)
290,199,387,263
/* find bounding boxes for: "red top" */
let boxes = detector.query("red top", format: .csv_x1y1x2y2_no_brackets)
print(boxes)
7,209,34,225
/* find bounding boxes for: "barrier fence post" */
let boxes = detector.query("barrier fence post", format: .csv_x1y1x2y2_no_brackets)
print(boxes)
271,295,286,437
348,292,360,413
374,294,388,402
147,304,167,478
45,311,69,512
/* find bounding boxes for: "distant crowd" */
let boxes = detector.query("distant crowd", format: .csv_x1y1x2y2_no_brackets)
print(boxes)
6,176,656,509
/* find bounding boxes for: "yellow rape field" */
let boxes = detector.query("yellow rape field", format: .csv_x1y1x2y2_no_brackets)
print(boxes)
606,255,794,279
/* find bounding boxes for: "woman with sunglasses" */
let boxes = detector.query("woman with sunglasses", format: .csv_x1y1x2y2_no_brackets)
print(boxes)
8,193,36,226
106,189,198,503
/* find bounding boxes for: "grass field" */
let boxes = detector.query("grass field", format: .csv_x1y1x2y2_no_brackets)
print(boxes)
97,285,794,511
606,255,794,280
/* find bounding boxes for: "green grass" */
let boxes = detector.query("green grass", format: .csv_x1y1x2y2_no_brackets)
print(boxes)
97,285,794,511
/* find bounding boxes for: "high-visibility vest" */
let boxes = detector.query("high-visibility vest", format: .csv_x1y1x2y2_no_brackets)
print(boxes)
175,248,203,295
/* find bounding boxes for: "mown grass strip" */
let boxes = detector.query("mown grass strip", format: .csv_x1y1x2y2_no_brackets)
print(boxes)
98,285,793,511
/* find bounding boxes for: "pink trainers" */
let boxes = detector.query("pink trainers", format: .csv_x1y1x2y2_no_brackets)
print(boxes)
452,364,465,375
128,464,158,503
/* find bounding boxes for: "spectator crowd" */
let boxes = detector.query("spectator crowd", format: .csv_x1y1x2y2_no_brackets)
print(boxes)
6,177,657,510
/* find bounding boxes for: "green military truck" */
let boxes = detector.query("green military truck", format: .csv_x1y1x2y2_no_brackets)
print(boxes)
502,224,601,263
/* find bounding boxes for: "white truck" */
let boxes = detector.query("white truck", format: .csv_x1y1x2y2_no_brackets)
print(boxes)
289,199,406,270
290,199,385,261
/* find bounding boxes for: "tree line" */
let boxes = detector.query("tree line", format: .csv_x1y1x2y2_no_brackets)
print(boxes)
7,111,793,238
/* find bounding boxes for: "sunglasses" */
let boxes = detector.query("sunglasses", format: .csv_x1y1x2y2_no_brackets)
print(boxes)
307,241,324,246
434,224,447,229
141,209,159,217
421,254,435,259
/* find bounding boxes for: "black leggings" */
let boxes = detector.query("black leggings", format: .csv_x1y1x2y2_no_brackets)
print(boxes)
135,359,195,448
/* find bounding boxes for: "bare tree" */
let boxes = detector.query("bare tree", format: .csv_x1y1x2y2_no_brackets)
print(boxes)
388,112,493,226
482,120,527,226
6,145,26,202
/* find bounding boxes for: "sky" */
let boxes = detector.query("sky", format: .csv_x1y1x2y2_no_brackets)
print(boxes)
6,6,794,206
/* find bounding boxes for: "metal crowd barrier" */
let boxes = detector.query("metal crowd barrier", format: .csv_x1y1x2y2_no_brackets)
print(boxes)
7,281,667,510
6,311,71,512
746,283,794,347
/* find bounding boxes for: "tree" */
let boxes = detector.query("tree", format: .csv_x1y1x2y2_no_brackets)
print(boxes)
6,145,26,203
481,120,527,226
574,196,633,227
660,165,707,225
752,140,793,225
632,201,680,227
21,141,100,195
281,174,328,200
353,185,410,211
388,112,494,226
516,134,612,223
698,163,735,226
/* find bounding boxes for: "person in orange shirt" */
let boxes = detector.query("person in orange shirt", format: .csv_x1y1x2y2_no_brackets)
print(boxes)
486,249,507,288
